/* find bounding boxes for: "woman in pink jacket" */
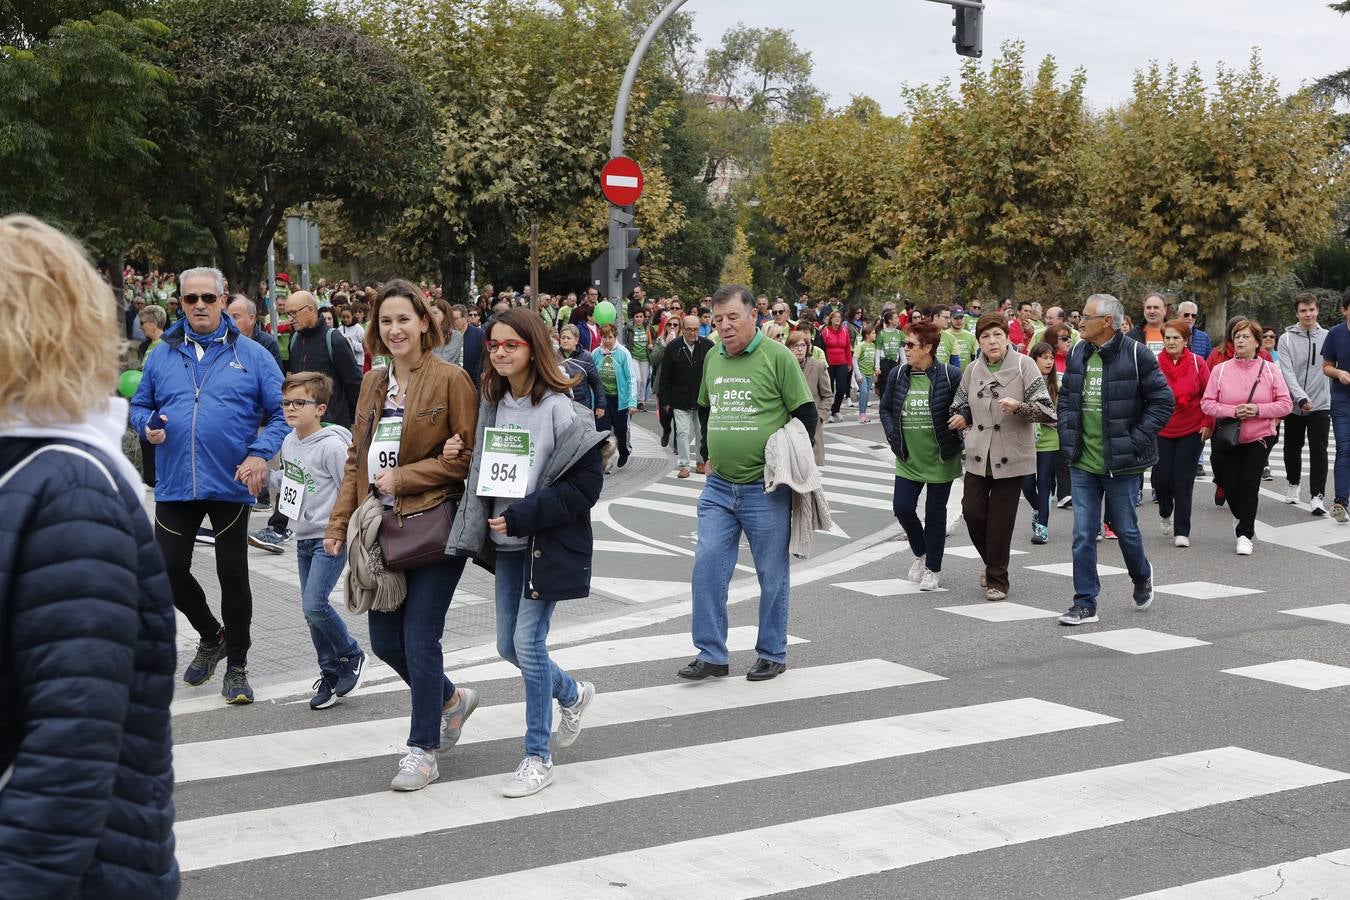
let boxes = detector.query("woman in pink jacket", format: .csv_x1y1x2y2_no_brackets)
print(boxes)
821,310,854,422
1201,319,1292,556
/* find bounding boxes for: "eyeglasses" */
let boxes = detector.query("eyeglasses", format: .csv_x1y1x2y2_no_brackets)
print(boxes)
486,339,529,352
281,399,319,410
182,293,219,306
286,305,315,318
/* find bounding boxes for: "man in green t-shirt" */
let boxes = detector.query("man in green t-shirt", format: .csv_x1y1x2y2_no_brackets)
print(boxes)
944,307,978,369
678,285,815,685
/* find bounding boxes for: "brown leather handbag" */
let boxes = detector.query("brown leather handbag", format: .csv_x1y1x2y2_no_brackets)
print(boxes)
379,500,455,570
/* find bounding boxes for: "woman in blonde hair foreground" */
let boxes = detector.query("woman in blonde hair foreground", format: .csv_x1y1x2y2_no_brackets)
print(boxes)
0,215,178,896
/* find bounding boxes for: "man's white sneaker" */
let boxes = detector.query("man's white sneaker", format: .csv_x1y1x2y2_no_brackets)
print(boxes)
919,569,940,592
1311,495,1328,517
1235,536,1254,556
502,755,554,798
390,747,438,792
1174,535,1190,548
1283,484,1300,504
554,681,594,749
907,554,926,583
1160,518,1173,537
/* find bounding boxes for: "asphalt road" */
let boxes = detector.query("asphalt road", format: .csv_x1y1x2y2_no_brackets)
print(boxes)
171,419,1350,899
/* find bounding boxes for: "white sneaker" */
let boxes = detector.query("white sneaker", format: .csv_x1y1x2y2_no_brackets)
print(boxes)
919,569,940,592
1174,535,1190,548
1311,494,1327,517
1160,518,1173,537
502,755,554,798
1283,484,1300,504
554,681,594,749
390,746,438,792
907,554,926,583
1235,536,1254,556
1056,495,1072,509
946,513,962,537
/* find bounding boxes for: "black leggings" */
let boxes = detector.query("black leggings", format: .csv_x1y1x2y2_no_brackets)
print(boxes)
1153,432,1203,537
601,393,630,460
829,364,851,415
155,500,254,667
1212,437,1275,540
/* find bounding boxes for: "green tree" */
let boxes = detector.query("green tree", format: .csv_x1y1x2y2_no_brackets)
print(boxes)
890,43,1094,301
1093,54,1345,337
1314,1,1350,101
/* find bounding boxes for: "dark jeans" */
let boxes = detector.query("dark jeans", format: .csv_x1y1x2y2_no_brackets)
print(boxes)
155,500,253,667
1021,450,1058,528
962,473,1023,593
138,438,156,487
878,359,899,396
893,477,953,572
599,393,630,460
1069,468,1151,610
1212,436,1275,539
829,364,851,415
1334,408,1350,505
1055,453,1071,500
1284,410,1329,496
1154,432,1203,537
658,401,673,440
368,555,467,751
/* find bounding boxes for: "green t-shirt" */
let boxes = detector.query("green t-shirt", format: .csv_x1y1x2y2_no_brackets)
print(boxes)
557,306,573,327
630,326,650,362
945,330,977,366
1075,355,1106,474
699,332,813,484
855,340,879,377
894,374,962,484
599,353,618,396
879,328,904,362
1035,421,1060,452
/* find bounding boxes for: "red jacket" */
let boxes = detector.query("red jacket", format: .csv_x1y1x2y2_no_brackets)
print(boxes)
821,325,854,367
1207,344,1272,367
1158,348,1213,438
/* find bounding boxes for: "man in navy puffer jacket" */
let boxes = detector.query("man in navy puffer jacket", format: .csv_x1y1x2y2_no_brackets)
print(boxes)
130,266,287,704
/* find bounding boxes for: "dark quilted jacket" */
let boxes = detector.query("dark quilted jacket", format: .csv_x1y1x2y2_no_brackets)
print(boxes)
1057,332,1175,473
0,438,179,899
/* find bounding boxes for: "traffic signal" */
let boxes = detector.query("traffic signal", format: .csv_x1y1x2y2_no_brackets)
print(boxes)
953,6,982,58
622,225,641,281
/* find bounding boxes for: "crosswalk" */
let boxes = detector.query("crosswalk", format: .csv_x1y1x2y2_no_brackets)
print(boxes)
175,613,1349,897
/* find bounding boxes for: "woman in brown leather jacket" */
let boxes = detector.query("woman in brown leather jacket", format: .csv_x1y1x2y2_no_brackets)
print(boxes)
324,278,479,792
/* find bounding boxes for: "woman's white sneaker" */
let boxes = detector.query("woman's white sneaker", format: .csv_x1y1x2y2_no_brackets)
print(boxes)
1160,518,1173,537
1235,536,1254,556
1284,484,1300,504
1174,535,1190,548
502,755,554,798
919,569,941,591
907,554,926,583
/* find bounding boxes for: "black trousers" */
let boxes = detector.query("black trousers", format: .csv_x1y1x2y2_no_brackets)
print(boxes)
599,393,630,460
1153,432,1203,537
155,500,254,666
828,364,851,415
962,473,1024,593
138,438,156,488
1283,410,1330,497
1213,436,1275,540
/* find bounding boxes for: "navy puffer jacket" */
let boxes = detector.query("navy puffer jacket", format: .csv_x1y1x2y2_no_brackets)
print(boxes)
1058,332,1175,473
0,438,178,899
878,363,963,463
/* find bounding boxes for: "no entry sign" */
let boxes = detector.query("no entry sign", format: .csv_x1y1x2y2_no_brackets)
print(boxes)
600,156,644,206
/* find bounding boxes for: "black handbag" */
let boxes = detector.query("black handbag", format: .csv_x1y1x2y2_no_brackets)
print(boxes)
379,499,455,570
1211,367,1261,454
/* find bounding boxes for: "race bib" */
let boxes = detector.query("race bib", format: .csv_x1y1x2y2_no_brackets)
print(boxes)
368,417,403,484
277,459,307,519
476,427,532,498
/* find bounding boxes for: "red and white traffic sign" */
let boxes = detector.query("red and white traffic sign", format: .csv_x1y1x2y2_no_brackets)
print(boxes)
600,156,644,206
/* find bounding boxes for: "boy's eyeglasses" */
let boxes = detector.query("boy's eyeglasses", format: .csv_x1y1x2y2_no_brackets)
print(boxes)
281,399,319,410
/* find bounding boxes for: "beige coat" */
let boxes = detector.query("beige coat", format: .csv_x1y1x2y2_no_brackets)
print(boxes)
800,357,832,466
950,352,1055,480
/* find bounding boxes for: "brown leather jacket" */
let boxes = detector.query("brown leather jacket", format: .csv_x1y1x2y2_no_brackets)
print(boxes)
325,354,478,544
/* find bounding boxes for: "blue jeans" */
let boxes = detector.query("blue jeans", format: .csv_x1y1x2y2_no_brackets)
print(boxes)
1332,408,1350,505
368,556,467,751
495,550,579,760
893,477,952,572
858,375,874,417
1069,468,1151,611
295,539,360,679
1021,450,1058,529
692,475,791,665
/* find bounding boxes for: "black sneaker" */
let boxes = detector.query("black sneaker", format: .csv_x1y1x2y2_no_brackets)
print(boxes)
183,631,227,686
335,649,367,697
1133,574,1154,611
310,675,338,710
677,658,729,680
221,665,254,704
617,452,629,469
661,429,671,448
1214,485,1226,507
1058,605,1099,626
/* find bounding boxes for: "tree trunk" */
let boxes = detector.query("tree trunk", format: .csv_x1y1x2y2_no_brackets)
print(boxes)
992,266,1015,303
1207,274,1231,344
529,221,540,312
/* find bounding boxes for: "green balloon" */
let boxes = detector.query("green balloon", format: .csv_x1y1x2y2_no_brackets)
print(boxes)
594,300,617,325
118,369,142,399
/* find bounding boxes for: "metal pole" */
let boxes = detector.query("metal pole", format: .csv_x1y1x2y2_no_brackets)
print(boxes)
266,240,278,333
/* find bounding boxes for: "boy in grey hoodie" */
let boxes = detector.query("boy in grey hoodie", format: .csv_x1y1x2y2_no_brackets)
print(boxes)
273,372,367,708
1277,292,1330,514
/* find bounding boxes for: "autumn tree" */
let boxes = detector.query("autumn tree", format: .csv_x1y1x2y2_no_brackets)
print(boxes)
889,42,1094,301
1093,54,1344,337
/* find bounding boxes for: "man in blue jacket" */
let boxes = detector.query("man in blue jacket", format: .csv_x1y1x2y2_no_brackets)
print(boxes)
1056,293,1174,627
131,267,288,704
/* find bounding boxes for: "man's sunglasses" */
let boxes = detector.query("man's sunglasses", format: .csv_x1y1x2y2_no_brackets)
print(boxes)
182,293,219,306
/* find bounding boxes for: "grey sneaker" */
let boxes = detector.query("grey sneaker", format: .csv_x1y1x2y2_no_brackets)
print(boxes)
390,747,438,792
1332,502,1347,523
440,687,479,750
502,755,554,798
247,527,286,554
555,681,595,749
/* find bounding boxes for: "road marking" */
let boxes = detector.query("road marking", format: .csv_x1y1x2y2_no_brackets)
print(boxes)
937,602,1061,622
943,544,1026,558
176,697,1112,872
817,476,893,496
1153,581,1263,600
591,539,674,555
174,659,943,783
641,483,705,500
588,576,694,602
834,578,945,596
818,464,896,482
1025,562,1127,577
1282,603,1350,624
368,747,1347,900
819,490,890,509
611,497,697,517
822,453,895,472
292,629,809,704
1121,847,1350,898
1064,628,1211,655
1223,658,1350,691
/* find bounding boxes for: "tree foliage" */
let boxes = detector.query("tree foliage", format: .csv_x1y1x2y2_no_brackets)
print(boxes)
1093,53,1345,334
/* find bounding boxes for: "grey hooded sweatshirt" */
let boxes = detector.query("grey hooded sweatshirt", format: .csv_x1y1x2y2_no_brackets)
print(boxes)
1278,323,1330,413
269,424,353,540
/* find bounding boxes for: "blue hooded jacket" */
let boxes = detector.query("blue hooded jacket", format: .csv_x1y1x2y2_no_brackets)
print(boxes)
130,316,287,504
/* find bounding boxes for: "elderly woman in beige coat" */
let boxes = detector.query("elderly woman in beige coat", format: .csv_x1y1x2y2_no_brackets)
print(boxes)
787,330,832,466
949,313,1055,601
